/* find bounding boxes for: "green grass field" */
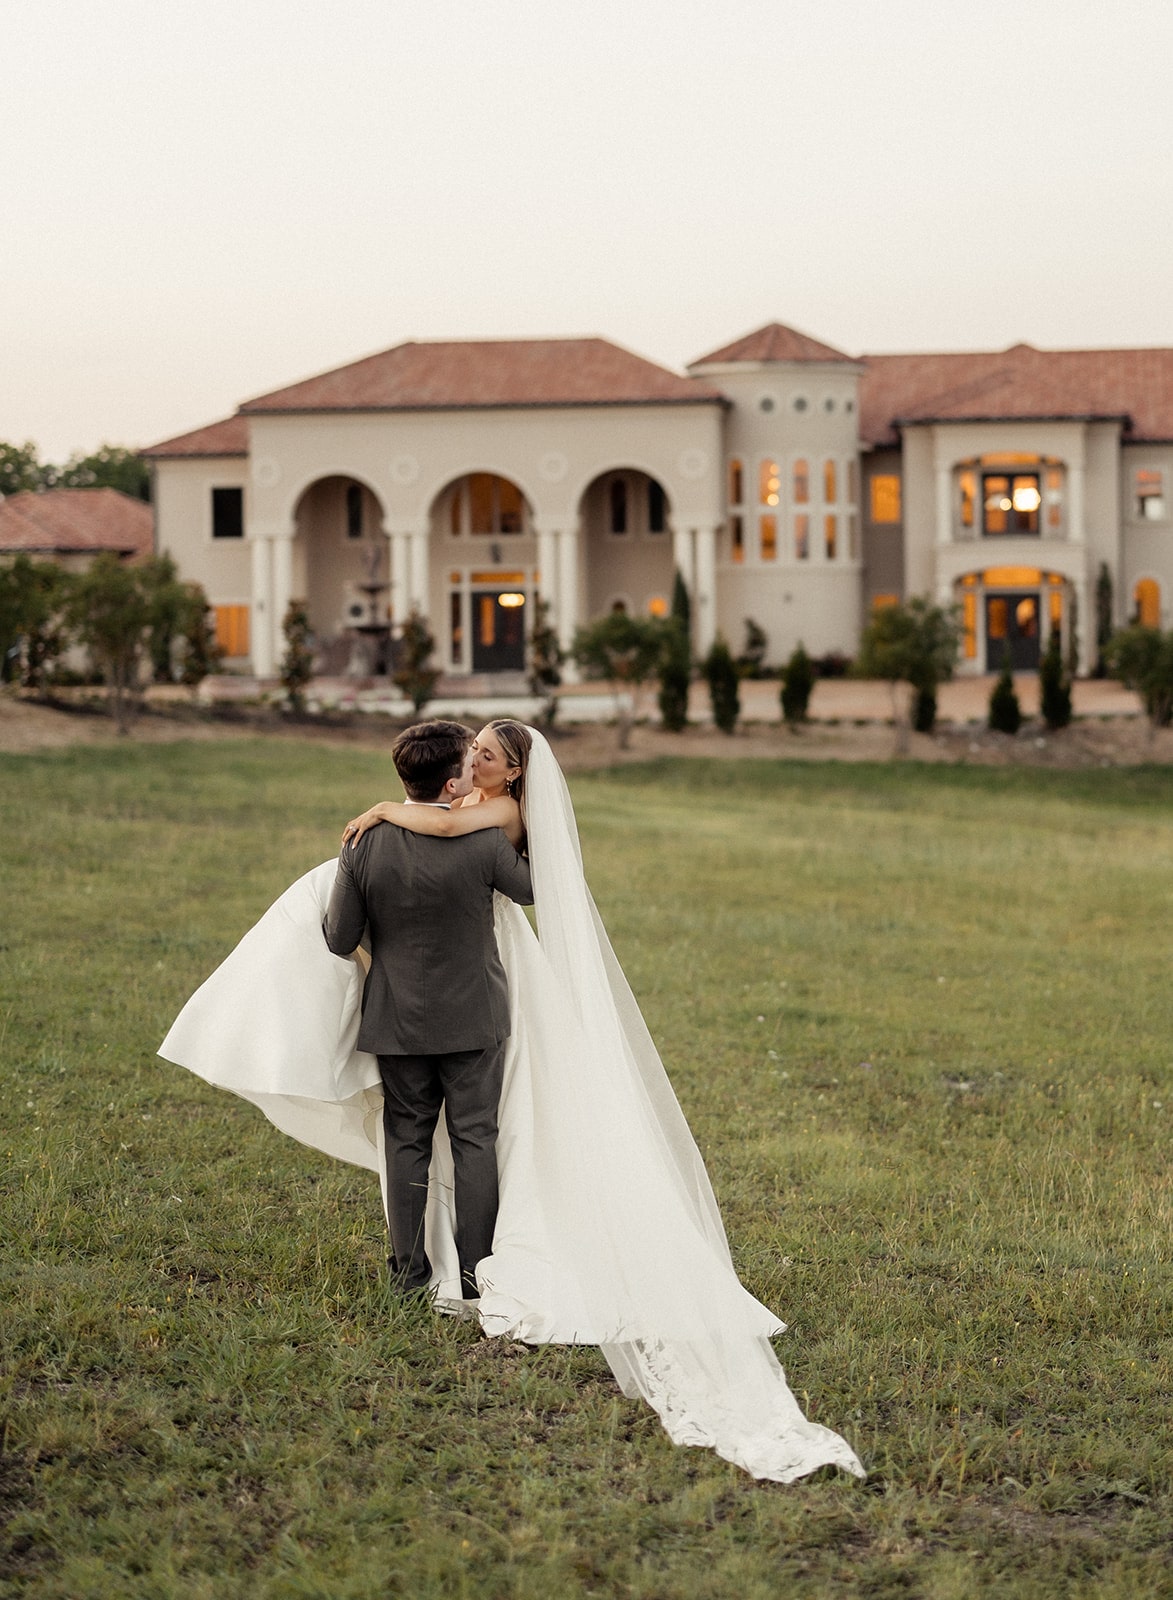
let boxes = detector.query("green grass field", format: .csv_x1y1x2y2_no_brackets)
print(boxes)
2,740,1171,1599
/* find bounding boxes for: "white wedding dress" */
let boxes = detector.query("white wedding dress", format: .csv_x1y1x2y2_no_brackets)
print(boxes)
160,729,864,1484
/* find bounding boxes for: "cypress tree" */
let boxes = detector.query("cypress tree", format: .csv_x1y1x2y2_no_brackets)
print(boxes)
703,635,740,734
1039,625,1073,729
656,567,694,732
1094,562,1113,677
670,568,691,638
657,619,691,732
988,654,1022,734
280,599,315,714
780,642,814,726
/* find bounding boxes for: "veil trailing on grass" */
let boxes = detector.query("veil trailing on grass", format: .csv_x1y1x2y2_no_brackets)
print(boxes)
160,728,863,1482
478,729,864,1481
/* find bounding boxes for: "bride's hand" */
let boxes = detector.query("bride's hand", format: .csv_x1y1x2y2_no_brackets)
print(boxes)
341,803,394,849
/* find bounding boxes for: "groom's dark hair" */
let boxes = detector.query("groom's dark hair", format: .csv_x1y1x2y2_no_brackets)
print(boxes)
392,721,473,801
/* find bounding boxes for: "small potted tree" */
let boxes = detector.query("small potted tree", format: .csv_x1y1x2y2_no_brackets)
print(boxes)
393,609,442,717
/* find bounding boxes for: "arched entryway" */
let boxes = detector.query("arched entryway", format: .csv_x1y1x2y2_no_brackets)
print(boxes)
429,472,537,674
578,468,673,621
956,565,1068,672
291,475,388,669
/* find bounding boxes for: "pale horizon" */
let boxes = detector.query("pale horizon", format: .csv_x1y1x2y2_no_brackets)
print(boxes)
6,0,1173,463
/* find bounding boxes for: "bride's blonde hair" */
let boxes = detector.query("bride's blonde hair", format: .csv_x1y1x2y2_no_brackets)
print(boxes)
484,719,532,821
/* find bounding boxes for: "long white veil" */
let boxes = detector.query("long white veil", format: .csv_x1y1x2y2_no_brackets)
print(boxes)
160,727,863,1482
486,728,864,1482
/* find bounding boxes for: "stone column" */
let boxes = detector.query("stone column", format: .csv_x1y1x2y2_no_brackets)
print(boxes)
694,524,718,655
250,534,274,677
409,527,430,614
272,535,294,650
536,526,560,626
672,525,696,601
557,525,579,656
389,530,411,623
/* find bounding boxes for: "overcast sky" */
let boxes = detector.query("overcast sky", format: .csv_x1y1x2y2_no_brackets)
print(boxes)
5,0,1173,460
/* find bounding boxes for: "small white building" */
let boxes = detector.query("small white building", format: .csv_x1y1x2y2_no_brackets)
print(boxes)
143,324,1173,677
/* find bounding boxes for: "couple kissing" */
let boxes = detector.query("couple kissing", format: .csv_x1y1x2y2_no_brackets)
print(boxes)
161,718,864,1484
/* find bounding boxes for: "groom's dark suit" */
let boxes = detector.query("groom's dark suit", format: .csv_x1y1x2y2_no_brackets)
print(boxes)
323,821,533,1295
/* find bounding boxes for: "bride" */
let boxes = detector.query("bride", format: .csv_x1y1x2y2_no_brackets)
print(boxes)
160,719,864,1484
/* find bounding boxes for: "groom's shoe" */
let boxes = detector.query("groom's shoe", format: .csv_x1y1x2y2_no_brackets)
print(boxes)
387,1254,433,1299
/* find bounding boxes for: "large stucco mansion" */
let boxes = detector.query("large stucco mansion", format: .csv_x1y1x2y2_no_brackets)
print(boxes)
144,322,1173,679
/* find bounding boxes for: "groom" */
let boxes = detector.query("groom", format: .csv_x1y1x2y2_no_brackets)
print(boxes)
323,720,533,1299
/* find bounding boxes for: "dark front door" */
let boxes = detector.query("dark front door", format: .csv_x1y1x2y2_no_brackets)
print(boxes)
986,591,1041,671
471,588,527,672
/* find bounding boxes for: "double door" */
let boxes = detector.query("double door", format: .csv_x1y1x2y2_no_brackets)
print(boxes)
985,591,1040,671
471,587,526,672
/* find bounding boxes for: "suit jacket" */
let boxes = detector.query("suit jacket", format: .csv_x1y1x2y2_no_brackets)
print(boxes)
322,823,533,1056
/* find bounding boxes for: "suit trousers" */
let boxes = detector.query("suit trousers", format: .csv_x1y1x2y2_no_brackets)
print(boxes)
377,1042,506,1297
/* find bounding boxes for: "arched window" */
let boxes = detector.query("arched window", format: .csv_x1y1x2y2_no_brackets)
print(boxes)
450,474,528,536
759,460,780,563
1135,577,1160,627
729,516,744,564
610,478,628,535
346,483,363,539
647,479,666,534
793,460,809,560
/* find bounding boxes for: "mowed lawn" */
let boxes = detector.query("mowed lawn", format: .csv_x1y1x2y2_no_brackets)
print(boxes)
1,739,1171,1599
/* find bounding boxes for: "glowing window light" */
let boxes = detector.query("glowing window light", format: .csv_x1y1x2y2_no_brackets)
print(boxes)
1012,484,1041,513
497,592,526,608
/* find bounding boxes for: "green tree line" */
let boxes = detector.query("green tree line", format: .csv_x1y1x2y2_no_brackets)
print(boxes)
0,440,150,501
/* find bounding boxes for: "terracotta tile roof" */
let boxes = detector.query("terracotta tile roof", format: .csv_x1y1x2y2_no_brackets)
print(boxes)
689,322,855,367
237,338,723,413
141,414,249,458
0,489,153,558
859,343,1173,446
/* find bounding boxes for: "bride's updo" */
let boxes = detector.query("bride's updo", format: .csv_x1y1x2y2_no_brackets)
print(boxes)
484,718,533,816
